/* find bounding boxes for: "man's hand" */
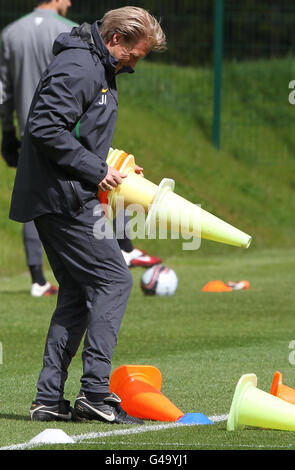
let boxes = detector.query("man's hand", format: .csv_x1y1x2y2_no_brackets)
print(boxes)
98,165,127,192
134,163,144,176
1,129,21,167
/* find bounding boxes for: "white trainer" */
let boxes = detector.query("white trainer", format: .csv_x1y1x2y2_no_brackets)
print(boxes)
31,282,58,297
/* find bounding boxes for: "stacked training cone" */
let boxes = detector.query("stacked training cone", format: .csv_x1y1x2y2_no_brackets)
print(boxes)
98,148,252,249
110,364,213,424
110,365,184,422
227,373,295,431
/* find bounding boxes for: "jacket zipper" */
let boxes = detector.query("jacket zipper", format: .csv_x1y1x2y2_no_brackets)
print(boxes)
68,181,83,213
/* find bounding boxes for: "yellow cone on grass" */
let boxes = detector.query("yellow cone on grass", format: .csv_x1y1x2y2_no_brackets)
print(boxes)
227,373,295,431
99,148,252,249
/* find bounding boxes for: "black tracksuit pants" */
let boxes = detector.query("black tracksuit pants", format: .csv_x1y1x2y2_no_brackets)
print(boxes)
23,220,43,268
34,199,133,403
23,216,133,273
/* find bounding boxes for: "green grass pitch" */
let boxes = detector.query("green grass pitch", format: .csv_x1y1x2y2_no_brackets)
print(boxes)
1,247,295,450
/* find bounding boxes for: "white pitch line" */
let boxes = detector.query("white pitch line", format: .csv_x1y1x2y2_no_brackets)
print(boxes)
209,414,228,423
75,440,295,450
72,414,229,443
0,414,228,451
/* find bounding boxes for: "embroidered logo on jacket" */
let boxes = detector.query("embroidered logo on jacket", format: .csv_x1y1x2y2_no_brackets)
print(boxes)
99,88,108,105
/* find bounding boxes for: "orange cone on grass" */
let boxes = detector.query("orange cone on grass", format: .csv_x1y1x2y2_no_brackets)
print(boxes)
270,371,295,405
99,148,252,249
202,280,250,292
109,365,184,422
202,280,233,292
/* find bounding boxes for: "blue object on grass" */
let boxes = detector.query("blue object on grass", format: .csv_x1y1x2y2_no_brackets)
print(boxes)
177,413,214,425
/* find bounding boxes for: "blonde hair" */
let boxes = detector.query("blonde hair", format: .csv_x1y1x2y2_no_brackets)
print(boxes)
100,6,167,52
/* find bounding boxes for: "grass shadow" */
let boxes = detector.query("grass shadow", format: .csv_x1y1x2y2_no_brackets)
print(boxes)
0,290,29,295
0,413,30,421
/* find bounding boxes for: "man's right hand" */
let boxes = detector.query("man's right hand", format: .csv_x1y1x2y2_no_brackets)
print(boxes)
98,165,127,192
1,129,21,168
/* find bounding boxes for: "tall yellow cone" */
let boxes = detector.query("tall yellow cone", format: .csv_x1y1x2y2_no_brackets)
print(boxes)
109,365,184,422
99,148,252,248
227,373,295,431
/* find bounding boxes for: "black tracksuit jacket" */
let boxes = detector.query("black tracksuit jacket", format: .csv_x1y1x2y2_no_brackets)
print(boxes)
9,22,133,223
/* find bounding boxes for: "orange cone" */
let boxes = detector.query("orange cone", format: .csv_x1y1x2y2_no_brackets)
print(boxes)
202,280,233,292
109,365,184,422
202,280,250,292
270,371,295,405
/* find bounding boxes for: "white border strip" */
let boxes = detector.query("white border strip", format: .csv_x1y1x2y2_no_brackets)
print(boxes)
0,414,228,451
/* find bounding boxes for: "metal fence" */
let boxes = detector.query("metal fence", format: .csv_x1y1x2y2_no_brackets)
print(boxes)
1,1,294,65
1,0,294,152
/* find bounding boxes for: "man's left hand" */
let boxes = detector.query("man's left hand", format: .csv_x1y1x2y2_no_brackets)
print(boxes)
1,129,21,168
134,164,144,176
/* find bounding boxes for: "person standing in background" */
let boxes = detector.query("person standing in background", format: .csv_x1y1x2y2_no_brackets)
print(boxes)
0,0,162,297
0,0,75,296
